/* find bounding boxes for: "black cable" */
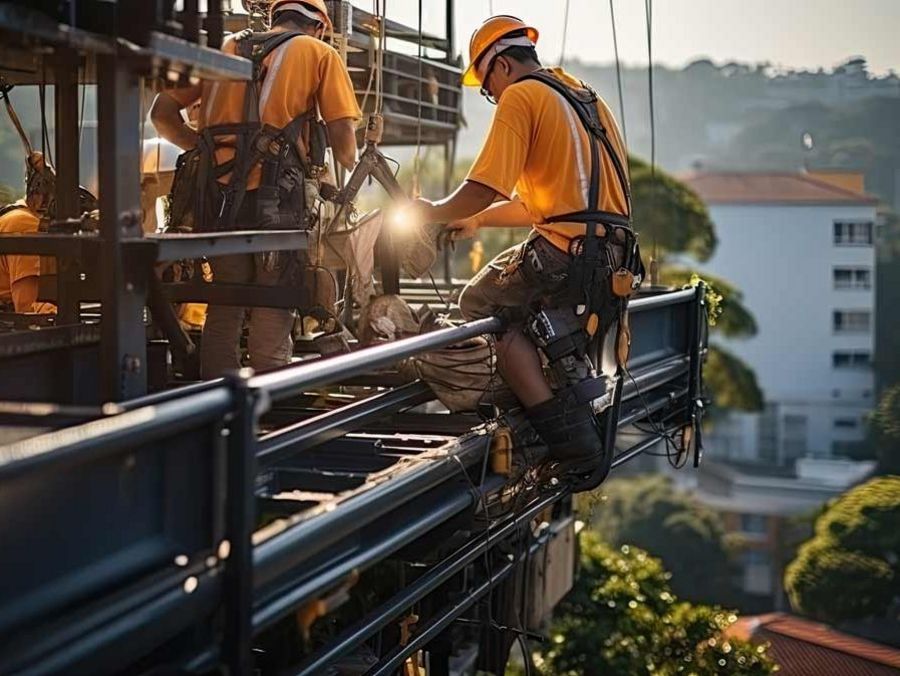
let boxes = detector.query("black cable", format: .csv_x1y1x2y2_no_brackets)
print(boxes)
426,269,451,311
645,0,655,176
609,0,627,146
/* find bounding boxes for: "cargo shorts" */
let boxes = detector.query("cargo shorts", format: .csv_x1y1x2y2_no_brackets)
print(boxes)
458,233,571,325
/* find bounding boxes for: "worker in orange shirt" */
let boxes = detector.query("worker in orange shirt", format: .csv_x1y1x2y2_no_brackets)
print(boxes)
410,16,643,488
150,0,361,378
0,151,55,314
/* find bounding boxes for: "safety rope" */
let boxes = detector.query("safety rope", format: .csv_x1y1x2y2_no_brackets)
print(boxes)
608,0,627,146
559,0,571,67
644,0,659,282
411,0,424,198
374,0,386,115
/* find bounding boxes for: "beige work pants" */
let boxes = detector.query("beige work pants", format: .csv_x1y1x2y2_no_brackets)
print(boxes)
200,253,296,378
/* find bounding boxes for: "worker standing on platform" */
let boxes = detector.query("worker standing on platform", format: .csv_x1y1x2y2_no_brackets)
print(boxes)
409,16,642,486
0,151,55,314
150,0,361,378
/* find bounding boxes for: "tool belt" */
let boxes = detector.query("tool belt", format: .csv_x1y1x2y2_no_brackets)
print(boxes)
166,30,329,234
520,70,645,369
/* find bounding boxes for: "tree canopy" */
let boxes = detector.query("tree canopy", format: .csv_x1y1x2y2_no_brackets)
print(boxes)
541,532,776,676
581,475,736,605
870,385,900,474
785,476,900,623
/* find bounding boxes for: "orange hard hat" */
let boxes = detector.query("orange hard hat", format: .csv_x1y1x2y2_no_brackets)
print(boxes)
269,0,333,33
461,15,539,87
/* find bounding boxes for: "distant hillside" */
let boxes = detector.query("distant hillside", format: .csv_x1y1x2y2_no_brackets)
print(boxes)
457,56,900,208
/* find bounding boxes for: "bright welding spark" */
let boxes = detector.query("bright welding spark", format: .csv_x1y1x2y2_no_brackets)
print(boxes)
387,203,417,234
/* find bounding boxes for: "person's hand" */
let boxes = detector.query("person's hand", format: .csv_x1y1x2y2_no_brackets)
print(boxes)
445,216,479,241
406,197,436,227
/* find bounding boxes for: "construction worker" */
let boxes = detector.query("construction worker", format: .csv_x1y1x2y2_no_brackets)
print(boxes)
150,0,361,378
0,151,55,314
409,16,640,484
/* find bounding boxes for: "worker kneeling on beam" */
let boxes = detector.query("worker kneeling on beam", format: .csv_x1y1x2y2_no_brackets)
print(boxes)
150,0,361,378
0,152,57,314
409,16,644,489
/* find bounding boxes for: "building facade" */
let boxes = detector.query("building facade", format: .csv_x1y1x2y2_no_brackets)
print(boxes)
675,171,880,608
683,171,880,464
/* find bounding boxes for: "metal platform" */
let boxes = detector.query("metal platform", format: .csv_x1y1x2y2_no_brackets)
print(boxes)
0,287,707,675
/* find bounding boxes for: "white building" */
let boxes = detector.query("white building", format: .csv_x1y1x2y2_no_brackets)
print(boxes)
683,171,880,465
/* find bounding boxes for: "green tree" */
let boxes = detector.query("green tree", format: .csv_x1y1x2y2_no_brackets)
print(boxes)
785,476,900,623
870,384,900,474
541,532,776,676
0,183,15,205
581,475,736,605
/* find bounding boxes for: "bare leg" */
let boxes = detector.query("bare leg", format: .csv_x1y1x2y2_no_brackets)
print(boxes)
496,330,553,408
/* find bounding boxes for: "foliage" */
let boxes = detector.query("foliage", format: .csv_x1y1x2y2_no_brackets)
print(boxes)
580,475,736,605
0,183,16,205
727,97,900,207
662,269,757,338
870,385,900,474
541,533,777,676
630,155,717,262
705,344,765,412
785,476,900,623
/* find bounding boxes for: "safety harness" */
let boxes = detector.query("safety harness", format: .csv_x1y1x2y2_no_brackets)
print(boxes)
520,70,644,369
169,30,328,233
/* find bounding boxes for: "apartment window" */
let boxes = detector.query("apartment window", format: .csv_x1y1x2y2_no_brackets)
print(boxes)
834,220,873,246
833,351,871,369
740,514,768,534
834,418,859,430
833,310,871,333
833,267,872,290
783,414,808,458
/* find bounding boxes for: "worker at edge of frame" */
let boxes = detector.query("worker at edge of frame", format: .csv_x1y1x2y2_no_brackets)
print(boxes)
0,151,56,315
150,0,362,379
406,15,643,483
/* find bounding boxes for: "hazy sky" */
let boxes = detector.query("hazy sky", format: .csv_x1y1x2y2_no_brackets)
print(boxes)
372,0,899,75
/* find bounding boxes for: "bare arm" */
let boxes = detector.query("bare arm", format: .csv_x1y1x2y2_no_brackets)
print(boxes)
326,118,358,171
150,90,200,151
10,276,38,313
421,181,499,224
444,198,533,241
470,199,532,228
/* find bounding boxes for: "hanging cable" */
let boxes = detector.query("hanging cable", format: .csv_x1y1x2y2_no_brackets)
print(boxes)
559,0,571,67
412,0,424,198
644,0,656,175
608,0,627,146
374,0,386,115
644,0,660,281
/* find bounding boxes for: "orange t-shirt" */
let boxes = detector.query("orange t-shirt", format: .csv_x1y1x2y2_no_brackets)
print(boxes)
466,67,629,251
0,204,40,305
169,32,361,190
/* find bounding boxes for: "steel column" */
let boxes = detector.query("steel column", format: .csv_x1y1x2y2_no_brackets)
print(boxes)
97,54,146,401
223,372,258,676
53,48,81,324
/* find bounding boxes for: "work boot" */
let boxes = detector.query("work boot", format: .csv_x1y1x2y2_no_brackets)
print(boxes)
525,391,612,492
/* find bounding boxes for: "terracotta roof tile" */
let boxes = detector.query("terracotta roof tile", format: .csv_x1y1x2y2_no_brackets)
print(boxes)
681,171,880,205
727,613,900,676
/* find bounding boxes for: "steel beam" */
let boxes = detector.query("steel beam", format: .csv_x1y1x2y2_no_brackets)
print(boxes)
97,54,146,401
257,381,435,467
249,317,503,401
145,230,309,260
253,432,491,590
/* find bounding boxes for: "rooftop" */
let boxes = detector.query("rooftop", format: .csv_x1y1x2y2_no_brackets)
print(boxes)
728,613,900,676
682,171,880,205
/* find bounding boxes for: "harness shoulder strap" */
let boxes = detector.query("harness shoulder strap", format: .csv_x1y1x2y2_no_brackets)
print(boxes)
218,30,308,228
519,70,631,219
0,204,25,219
